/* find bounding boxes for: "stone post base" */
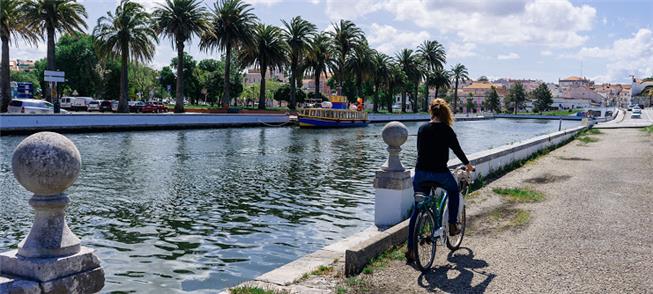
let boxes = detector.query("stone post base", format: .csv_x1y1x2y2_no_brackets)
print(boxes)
373,170,413,228
0,247,104,294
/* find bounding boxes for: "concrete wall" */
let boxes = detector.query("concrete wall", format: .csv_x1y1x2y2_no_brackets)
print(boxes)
368,113,493,123
495,114,583,121
447,125,587,181
0,113,290,135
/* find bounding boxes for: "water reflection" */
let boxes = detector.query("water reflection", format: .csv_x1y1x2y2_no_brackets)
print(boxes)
0,119,578,292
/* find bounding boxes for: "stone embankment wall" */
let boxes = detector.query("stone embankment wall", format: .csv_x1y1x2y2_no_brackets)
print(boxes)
0,114,289,135
368,113,493,122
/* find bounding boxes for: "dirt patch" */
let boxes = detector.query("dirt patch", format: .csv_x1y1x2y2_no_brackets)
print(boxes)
467,206,531,236
556,156,591,161
523,173,572,184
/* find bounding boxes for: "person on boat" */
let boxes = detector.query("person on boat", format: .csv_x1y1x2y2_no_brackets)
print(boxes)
406,98,475,262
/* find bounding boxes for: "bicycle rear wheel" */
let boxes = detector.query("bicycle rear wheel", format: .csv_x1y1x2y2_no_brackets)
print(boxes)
446,204,466,250
413,209,436,271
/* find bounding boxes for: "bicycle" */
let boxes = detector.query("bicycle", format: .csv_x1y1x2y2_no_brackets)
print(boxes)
411,166,473,271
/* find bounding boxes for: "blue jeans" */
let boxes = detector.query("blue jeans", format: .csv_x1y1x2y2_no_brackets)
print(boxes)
407,169,460,256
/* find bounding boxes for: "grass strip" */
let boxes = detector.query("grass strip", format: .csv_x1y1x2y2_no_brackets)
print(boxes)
492,187,545,203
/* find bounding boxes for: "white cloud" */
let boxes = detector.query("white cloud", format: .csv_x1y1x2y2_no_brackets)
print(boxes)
540,50,553,56
575,28,653,82
378,0,596,48
245,0,283,6
447,42,477,59
367,23,430,55
497,52,520,60
325,0,383,21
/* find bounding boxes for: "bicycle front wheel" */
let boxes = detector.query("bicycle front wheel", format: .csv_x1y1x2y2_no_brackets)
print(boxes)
414,210,436,271
446,205,466,250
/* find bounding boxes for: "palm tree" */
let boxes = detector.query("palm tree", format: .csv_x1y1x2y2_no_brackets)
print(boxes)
371,51,391,113
153,0,209,113
239,24,288,109
329,19,364,96
346,41,373,101
387,63,405,113
430,68,451,101
417,40,446,111
201,0,257,108
305,32,332,101
0,0,39,112
451,63,469,114
395,48,419,113
282,16,316,110
24,0,87,104
93,0,158,113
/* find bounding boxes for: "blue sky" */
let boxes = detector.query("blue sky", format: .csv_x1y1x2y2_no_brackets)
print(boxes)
10,0,653,83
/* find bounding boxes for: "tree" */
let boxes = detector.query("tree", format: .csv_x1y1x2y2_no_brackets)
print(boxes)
532,83,553,113
153,0,209,113
387,63,406,113
430,68,450,101
24,0,87,105
1,0,39,112
305,32,332,101
282,16,316,110
395,48,419,113
329,19,364,96
171,52,199,102
273,84,305,103
450,63,470,114
346,41,373,101
485,86,501,113
93,0,158,113
239,24,288,109
417,40,446,112
371,51,391,113
159,66,176,97
478,76,489,82
201,0,257,108
55,33,100,97
505,81,526,113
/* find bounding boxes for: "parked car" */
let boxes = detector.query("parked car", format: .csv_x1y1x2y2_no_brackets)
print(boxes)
60,97,74,109
71,97,94,111
99,100,112,112
87,100,100,111
631,112,641,119
141,101,168,113
129,101,145,112
7,99,69,114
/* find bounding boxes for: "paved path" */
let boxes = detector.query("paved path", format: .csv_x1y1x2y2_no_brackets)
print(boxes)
349,128,653,293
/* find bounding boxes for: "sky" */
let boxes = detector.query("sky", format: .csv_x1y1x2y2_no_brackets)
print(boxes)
9,0,653,84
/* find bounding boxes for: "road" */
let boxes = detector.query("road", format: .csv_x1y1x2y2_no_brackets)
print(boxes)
597,108,653,128
348,128,653,293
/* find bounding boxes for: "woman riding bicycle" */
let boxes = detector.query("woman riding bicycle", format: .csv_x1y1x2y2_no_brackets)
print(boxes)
407,98,474,261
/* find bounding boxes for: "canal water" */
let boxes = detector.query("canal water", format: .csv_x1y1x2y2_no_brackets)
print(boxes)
0,119,578,292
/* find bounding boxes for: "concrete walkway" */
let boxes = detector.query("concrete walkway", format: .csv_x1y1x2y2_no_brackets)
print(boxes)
330,128,652,293
597,108,653,129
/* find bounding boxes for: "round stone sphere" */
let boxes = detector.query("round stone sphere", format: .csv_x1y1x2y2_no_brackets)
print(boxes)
381,121,408,147
12,132,81,196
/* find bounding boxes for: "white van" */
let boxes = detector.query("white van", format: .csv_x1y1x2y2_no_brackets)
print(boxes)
60,97,74,109
7,99,69,114
71,97,95,111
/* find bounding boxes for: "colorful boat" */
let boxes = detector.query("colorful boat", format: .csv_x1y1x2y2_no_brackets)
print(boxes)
298,96,369,128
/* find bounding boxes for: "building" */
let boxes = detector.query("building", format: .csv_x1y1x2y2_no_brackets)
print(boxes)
9,59,36,72
553,87,604,109
631,79,653,107
243,67,287,85
301,72,333,97
559,76,592,90
459,81,507,112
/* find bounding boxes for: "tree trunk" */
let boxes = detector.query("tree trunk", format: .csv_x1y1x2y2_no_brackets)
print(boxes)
373,82,379,113
258,65,266,110
223,41,231,108
434,86,440,103
314,69,321,100
387,85,394,113
118,44,129,113
46,27,56,105
413,83,418,113
0,36,9,112
401,91,406,113
423,80,430,112
289,59,297,110
453,78,459,114
175,43,185,113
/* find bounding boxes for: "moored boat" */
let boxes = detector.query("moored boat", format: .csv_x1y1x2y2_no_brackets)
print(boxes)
298,96,369,128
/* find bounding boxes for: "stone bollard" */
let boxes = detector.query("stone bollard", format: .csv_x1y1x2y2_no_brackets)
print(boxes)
373,122,413,228
0,132,104,293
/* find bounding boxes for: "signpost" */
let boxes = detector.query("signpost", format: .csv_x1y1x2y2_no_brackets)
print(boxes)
44,70,65,113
